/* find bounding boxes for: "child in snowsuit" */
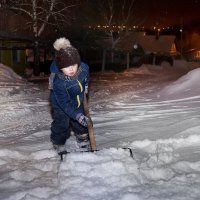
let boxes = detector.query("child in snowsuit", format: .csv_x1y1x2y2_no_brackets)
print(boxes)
49,37,91,153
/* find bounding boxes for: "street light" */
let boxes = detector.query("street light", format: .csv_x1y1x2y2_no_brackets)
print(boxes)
180,28,183,57
180,18,183,58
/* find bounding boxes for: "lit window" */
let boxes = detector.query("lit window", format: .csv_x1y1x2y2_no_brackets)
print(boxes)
196,51,200,58
170,43,177,55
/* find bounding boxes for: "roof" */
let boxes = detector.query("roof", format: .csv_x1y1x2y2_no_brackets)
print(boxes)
101,32,176,54
0,31,33,41
185,47,200,54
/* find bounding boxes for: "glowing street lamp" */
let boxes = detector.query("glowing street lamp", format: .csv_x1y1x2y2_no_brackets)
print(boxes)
180,28,183,57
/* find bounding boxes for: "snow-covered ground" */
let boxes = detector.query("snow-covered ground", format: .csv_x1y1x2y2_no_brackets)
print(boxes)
0,61,200,200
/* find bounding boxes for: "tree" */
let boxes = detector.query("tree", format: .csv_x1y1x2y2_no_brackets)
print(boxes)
84,0,137,64
99,0,136,50
0,0,80,76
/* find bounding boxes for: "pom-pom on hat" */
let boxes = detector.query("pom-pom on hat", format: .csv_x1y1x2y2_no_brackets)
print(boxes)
53,37,80,70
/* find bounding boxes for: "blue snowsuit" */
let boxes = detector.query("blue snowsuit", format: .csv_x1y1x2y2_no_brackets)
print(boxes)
49,61,89,145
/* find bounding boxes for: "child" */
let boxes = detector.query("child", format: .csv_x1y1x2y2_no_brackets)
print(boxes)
49,37,91,153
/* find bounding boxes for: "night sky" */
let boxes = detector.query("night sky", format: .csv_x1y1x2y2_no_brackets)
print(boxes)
134,0,200,27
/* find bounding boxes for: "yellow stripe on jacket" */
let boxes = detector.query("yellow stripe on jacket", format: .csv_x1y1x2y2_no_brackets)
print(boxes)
76,80,83,108
76,95,80,108
77,80,83,92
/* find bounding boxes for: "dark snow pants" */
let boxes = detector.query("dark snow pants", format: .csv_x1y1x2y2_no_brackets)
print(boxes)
50,108,88,145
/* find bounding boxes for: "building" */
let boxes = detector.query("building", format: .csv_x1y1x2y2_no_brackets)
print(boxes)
0,31,33,75
99,31,178,70
184,48,200,61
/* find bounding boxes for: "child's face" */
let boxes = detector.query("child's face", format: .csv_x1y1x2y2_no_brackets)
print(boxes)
61,64,78,77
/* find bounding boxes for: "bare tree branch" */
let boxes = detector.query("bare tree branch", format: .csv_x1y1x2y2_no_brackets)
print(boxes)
0,0,81,76
0,0,80,37
98,0,136,49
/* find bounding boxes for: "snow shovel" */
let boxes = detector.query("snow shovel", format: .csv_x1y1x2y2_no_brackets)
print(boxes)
58,94,133,161
83,93,134,158
83,93,97,151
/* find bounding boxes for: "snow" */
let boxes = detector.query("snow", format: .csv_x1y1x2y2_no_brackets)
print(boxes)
158,67,200,99
1,61,200,200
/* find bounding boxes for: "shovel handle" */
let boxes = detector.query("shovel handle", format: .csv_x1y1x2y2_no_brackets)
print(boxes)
83,93,97,151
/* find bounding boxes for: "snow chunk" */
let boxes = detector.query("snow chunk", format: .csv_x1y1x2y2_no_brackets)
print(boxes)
120,193,140,200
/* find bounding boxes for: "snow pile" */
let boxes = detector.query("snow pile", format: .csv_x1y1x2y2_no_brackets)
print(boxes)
0,63,24,84
0,145,141,200
0,64,26,96
158,68,200,99
124,61,191,79
125,64,157,75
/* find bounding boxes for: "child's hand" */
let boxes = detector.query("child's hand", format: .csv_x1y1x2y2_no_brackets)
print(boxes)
76,113,91,127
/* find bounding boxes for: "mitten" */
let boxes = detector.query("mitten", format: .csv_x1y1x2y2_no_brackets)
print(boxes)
76,113,90,127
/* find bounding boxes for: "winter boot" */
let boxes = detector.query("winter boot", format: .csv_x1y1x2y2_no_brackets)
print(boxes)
53,144,66,154
76,133,91,152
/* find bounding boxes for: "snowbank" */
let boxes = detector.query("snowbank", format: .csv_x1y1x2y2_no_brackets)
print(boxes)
158,68,200,99
0,64,29,97
0,63,24,84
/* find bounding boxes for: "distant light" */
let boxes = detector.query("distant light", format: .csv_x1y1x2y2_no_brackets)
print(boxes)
180,29,183,32
133,44,138,49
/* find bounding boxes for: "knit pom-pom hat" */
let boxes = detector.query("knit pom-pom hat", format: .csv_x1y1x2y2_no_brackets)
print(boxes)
53,37,80,70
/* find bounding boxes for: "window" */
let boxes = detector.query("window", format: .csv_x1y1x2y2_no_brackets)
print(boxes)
12,49,21,64
196,51,200,59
